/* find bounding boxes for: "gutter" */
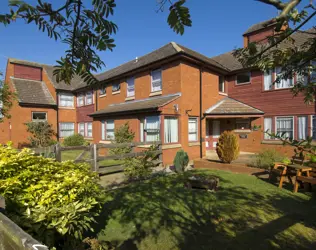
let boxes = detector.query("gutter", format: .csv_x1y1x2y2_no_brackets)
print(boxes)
56,91,59,142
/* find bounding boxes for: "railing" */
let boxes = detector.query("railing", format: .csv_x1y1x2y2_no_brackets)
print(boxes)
29,141,162,175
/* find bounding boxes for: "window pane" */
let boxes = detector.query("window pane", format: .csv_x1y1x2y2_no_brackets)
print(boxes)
140,119,144,142
145,116,160,141
276,117,293,139
101,121,105,140
151,70,162,92
164,117,178,143
112,83,120,92
219,76,224,92
236,72,250,84
86,91,93,105
127,77,135,97
275,67,293,89
77,94,85,106
264,118,272,139
298,116,307,140
264,70,273,90
32,112,47,121
87,122,93,137
236,119,250,129
78,123,85,136
106,120,115,140
100,87,106,95
311,60,316,83
188,118,198,141
59,93,74,107
60,123,74,137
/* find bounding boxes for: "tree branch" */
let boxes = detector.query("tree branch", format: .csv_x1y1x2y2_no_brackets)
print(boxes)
257,0,286,10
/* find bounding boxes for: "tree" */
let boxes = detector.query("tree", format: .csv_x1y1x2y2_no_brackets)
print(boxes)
0,0,192,85
109,122,135,155
0,72,15,122
25,121,56,147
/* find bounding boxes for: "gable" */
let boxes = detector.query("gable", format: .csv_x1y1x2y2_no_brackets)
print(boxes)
13,64,42,81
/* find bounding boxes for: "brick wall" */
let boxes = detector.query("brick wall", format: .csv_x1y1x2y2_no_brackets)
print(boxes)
13,64,42,81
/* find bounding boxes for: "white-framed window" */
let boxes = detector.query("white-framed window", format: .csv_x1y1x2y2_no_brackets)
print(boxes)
77,94,85,106
102,120,115,140
188,117,198,141
140,118,145,142
59,122,75,138
99,87,106,96
263,69,273,90
32,112,47,121
219,76,225,92
264,117,272,139
85,91,93,105
311,60,316,83
275,67,293,89
112,83,120,92
59,93,74,107
86,122,93,137
276,116,294,140
164,116,178,143
312,115,316,140
151,69,162,92
236,72,251,85
298,116,307,140
236,118,250,130
145,116,160,141
127,77,135,97
78,123,85,136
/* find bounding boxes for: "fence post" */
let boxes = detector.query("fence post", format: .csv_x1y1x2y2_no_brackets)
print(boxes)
158,142,162,164
55,143,62,162
94,144,99,172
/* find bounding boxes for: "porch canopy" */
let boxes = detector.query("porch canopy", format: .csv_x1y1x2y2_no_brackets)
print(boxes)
90,93,180,117
204,97,264,118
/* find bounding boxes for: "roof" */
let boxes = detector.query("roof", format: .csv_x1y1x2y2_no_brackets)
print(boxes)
211,28,316,72
90,93,181,117
205,97,264,115
95,42,229,82
243,19,276,35
11,77,56,106
8,58,86,91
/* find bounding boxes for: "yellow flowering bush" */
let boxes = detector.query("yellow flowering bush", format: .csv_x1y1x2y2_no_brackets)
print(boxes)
0,143,104,249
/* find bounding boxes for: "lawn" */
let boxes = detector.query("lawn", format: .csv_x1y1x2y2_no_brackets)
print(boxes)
93,170,316,250
61,150,123,167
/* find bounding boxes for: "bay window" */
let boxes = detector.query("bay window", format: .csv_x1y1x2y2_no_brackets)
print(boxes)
85,91,93,105
164,117,178,143
276,117,294,140
151,69,162,92
59,93,74,107
127,77,135,97
264,117,272,139
78,123,85,136
298,116,307,140
188,117,198,141
275,67,293,89
59,123,75,137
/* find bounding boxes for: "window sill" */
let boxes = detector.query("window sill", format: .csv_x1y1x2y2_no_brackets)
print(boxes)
149,91,162,97
234,129,252,134
84,137,93,140
219,92,227,96
58,107,75,110
262,87,293,93
99,94,107,98
125,96,135,101
162,144,181,150
189,142,200,147
137,144,152,148
99,140,112,144
235,82,251,86
112,91,121,95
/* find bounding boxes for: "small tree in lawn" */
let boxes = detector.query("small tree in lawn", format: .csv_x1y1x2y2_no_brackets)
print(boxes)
216,131,240,163
109,122,135,155
173,149,189,173
25,121,56,147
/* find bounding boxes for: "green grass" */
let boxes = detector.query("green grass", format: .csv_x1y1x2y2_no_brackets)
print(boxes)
93,170,316,250
61,150,123,167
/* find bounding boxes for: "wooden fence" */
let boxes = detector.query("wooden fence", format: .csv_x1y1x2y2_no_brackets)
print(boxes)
30,141,162,175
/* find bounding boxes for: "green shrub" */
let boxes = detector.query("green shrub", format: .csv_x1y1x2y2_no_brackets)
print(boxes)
0,143,104,249
109,123,135,155
63,133,86,146
25,121,56,147
216,131,240,163
173,149,189,173
123,145,158,180
252,149,285,169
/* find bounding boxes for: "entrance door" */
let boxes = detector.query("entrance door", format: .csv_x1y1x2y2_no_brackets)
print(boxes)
211,120,220,149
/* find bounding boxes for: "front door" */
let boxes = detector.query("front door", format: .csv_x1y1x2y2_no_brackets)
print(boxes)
211,120,220,149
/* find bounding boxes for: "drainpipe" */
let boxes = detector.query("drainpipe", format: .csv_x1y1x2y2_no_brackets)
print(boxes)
56,91,59,142
199,68,203,159
95,88,98,111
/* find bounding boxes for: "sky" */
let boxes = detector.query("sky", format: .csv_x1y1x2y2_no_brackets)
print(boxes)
0,0,314,74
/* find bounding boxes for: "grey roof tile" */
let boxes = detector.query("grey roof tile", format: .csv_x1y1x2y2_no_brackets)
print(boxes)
205,97,264,115
90,93,181,117
11,78,56,106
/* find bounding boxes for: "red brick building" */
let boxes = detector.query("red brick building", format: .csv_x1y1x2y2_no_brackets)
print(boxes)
1,20,315,164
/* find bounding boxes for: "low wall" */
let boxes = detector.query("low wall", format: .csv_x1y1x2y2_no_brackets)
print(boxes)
0,196,48,250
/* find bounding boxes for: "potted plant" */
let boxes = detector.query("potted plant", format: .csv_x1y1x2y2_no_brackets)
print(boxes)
252,124,262,131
